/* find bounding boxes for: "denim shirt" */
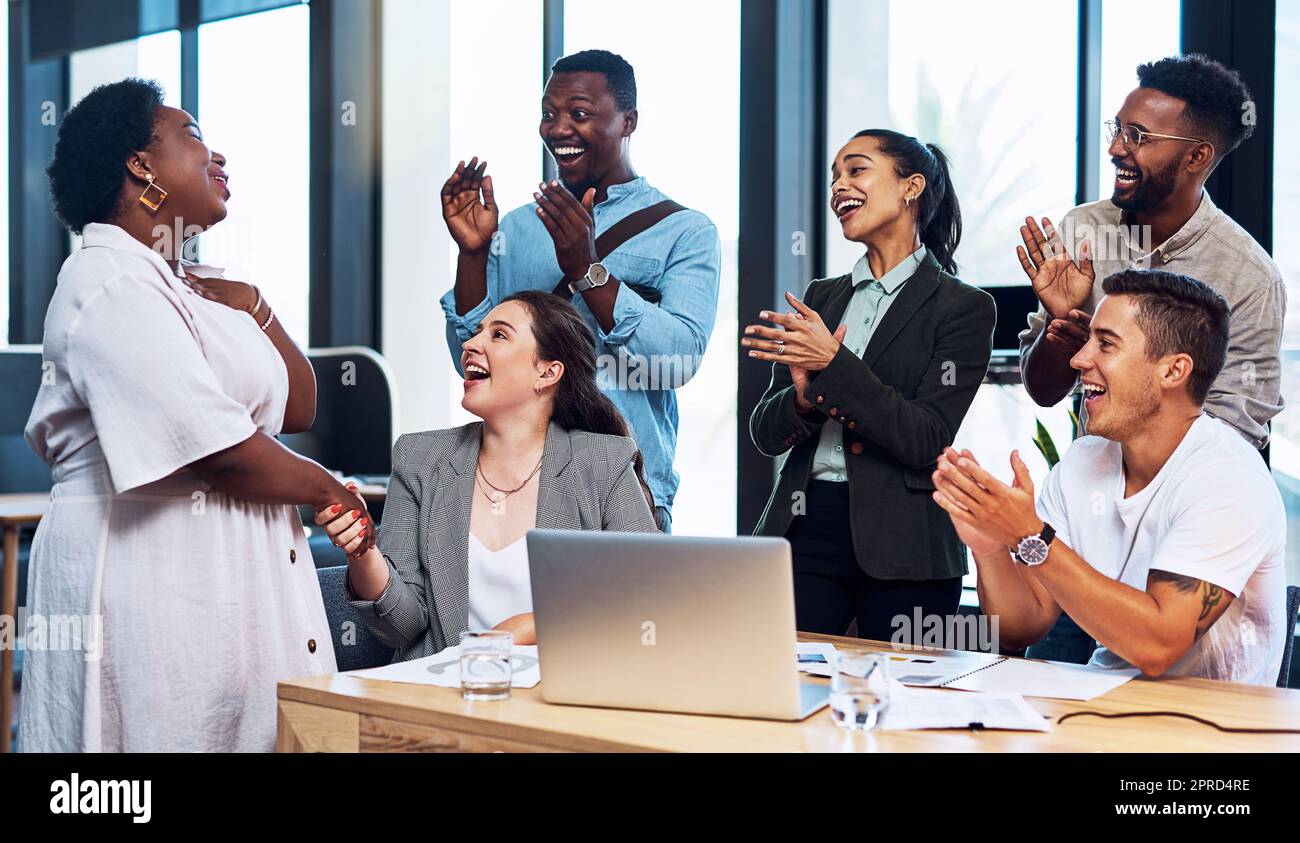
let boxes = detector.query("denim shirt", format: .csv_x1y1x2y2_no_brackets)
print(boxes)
439,176,721,511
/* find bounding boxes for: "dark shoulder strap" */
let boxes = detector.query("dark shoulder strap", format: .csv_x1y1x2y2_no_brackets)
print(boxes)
595,199,687,260
550,199,688,298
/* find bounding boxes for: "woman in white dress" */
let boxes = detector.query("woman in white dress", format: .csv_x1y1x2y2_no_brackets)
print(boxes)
20,78,374,752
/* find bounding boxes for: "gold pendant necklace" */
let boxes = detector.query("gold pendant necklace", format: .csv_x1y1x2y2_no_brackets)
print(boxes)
476,454,543,516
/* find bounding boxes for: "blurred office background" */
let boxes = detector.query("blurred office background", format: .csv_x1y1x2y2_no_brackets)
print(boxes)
2,0,1296,589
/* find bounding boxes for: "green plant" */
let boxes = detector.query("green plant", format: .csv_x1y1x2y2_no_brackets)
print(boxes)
1031,410,1081,469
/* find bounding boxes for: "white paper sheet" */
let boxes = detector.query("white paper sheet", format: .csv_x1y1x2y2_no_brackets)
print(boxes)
944,659,1139,701
880,683,1052,732
343,644,541,689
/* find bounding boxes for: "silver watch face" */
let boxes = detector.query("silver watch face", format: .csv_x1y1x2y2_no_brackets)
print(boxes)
1017,536,1050,566
587,263,610,287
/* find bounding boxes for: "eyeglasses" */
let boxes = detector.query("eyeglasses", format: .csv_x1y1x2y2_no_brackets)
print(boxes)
1105,120,1209,151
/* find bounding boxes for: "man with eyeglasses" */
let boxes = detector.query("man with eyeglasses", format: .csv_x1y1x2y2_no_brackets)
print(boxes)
1012,53,1284,665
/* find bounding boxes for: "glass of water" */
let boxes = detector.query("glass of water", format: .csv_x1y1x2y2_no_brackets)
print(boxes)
459,630,513,701
829,650,891,731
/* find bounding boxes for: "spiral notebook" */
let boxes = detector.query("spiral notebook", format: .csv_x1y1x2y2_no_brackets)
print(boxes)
896,652,1139,701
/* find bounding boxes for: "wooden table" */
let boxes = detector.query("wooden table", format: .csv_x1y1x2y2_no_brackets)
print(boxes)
276,632,1300,752
0,493,49,754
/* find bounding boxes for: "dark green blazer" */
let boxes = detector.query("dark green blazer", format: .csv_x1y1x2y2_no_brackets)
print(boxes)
749,251,996,581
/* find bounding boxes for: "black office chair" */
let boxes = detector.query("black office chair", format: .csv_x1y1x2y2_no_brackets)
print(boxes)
316,565,395,671
1280,585,1300,689
0,346,54,497
280,347,399,569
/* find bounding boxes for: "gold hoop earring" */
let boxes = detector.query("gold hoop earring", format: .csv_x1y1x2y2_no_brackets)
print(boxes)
139,173,168,212
905,195,914,207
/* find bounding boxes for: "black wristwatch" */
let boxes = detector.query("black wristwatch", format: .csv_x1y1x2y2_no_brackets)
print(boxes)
1013,522,1056,566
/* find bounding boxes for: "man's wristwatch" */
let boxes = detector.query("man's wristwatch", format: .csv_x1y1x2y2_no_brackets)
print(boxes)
568,262,610,294
1013,522,1056,566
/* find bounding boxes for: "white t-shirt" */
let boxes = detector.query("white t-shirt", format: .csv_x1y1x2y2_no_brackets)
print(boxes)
467,533,534,631
1035,414,1287,685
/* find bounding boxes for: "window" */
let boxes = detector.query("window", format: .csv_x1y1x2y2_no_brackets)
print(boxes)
196,4,310,341
826,0,1078,289
1272,2,1300,585
69,29,182,108
564,0,741,537
448,1,544,239
1096,0,1181,200
442,0,544,430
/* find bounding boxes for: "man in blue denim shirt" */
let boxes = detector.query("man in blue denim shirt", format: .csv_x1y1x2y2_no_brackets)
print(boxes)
439,50,721,532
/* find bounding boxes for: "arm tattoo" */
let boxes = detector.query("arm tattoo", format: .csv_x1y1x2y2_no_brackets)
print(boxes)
1149,569,1226,639
1197,583,1224,625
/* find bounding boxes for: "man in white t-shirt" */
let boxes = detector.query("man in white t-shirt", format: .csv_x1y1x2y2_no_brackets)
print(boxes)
932,269,1287,685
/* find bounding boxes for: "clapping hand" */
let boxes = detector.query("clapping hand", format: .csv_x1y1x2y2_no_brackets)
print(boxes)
533,180,599,281
441,157,498,254
931,447,1042,551
744,293,847,413
744,292,848,412
1016,216,1094,321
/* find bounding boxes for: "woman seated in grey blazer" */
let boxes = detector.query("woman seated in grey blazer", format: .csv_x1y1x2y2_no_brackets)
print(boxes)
318,290,658,659
743,130,996,645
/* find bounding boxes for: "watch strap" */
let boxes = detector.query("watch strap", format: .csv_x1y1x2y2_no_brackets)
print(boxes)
567,271,596,294
1013,522,1055,564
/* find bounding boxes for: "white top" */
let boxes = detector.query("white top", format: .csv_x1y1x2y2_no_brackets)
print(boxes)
467,533,533,631
1036,414,1287,685
19,222,336,752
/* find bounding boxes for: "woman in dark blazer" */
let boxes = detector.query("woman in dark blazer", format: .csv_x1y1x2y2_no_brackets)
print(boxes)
318,291,658,660
744,130,996,644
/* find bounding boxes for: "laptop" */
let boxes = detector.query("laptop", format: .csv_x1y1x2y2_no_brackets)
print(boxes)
526,530,830,721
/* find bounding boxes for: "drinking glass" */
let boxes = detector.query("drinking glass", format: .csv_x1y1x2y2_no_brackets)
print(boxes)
459,630,513,701
829,651,891,730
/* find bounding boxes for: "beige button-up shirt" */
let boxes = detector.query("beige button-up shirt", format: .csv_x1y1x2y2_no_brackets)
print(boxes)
1018,192,1285,448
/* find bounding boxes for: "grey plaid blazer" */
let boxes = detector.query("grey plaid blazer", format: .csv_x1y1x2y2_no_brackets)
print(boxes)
345,420,658,660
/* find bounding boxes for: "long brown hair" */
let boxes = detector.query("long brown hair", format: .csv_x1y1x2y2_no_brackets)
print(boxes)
502,290,655,513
